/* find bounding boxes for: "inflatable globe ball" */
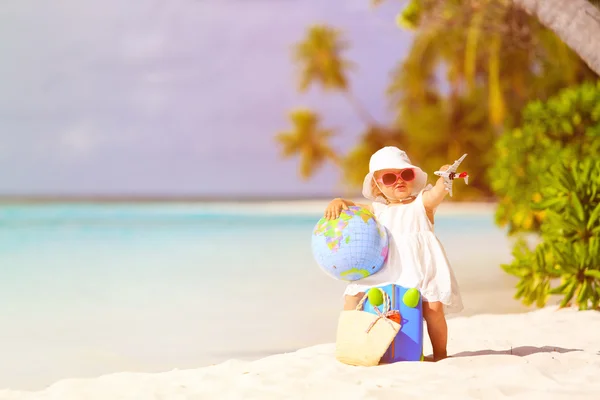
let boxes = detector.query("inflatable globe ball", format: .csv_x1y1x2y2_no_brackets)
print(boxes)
311,206,389,282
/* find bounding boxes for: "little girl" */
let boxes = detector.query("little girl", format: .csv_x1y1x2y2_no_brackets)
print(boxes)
324,146,463,361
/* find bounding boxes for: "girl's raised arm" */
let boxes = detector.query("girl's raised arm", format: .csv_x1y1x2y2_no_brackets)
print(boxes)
423,165,450,212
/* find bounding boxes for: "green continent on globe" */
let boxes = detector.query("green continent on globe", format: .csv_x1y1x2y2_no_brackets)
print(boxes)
313,219,347,251
312,206,376,253
340,268,370,280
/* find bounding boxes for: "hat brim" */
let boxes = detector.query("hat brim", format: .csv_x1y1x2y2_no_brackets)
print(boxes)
362,167,428,201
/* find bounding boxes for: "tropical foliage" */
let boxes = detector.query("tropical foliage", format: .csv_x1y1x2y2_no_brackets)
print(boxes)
276,109,339,179
501,158,600,310
276,0,596,200
292,25,351,93
511,0,600,77
493,82,600,310
491,81,600,233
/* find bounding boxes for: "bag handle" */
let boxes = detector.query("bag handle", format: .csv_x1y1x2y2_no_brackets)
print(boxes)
356,288,390,313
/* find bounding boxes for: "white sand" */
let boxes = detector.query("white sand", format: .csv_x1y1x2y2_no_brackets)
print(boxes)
2,307,599,400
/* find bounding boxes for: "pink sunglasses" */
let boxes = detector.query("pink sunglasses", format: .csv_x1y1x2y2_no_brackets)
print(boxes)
376,169,416,186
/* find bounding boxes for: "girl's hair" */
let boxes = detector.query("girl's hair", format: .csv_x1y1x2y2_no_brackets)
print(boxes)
370,178,389,204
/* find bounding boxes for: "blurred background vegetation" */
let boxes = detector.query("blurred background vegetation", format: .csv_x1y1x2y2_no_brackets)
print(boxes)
276,0,600,310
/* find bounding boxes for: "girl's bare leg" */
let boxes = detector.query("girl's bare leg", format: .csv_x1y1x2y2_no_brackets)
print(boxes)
343,293,364,310
423,301,448,361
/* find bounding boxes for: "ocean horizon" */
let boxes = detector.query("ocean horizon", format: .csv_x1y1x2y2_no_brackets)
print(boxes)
0,201,531,391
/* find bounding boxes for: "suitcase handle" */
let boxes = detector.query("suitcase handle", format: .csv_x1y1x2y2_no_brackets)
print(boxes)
358,289,402,332
356,288,390,313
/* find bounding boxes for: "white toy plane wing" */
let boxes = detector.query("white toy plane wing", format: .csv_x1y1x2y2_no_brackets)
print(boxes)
448,153,468,173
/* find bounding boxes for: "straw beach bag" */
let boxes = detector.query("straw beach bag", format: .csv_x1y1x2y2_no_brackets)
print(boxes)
335,289,401,367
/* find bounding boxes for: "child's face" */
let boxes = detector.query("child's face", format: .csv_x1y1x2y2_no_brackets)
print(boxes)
374,169,416,201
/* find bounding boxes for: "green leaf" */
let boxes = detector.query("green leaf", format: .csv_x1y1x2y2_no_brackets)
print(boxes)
558,259,579,275
571,195,585,222
523,285,537,306
589,237,599,261
577,280,591,305
535,247,545,268
590,287,600,310
536,280,550,308
549,242,567,263
502,262,533,278
581,159,593,181
563,213,584,232
584,270,600,279
587,203,600,230
560,280,578,307
514,284,528,299
533,197,558,210
556,169,572,192
549,277,575,295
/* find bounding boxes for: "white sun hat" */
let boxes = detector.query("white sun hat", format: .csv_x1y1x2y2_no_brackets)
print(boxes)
362,146,429,202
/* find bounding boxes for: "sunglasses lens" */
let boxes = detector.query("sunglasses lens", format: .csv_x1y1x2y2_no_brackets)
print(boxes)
381,173,398,186
401,169,415,181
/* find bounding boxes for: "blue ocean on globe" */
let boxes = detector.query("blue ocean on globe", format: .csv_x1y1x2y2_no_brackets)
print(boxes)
311,206,389,281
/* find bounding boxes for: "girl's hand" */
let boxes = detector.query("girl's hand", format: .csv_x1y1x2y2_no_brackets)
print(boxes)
423,164,452,211
324,198,353,220
438,165,451,192
435,165,451,192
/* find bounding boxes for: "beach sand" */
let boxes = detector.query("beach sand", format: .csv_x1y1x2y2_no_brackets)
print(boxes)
2,306,599,400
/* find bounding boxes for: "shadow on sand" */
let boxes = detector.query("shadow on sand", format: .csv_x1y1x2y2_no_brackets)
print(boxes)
451,346,582,358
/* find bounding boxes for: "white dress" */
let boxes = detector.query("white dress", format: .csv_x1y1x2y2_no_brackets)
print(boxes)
345,190,464,314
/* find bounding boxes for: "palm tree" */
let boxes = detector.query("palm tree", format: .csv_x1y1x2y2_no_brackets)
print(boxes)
293,24,351,92
276,109,340,179
278,0,599,198
278,24,392,184
383,0,596,199
394,0,600,76
513,0,600,76
293,24,377,125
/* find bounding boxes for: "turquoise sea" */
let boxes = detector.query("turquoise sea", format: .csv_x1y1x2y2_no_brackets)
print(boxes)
0,203,528,390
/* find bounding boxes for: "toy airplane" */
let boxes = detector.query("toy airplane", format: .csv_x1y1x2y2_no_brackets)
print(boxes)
433,153,469,197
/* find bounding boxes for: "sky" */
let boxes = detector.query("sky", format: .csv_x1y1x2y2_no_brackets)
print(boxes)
0,0,412,198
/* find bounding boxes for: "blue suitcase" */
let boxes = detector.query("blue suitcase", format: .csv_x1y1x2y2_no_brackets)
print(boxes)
362,284,424,363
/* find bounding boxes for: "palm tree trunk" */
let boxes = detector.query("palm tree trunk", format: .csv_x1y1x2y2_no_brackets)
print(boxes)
329,152,343,167
343,91,379,126
512,0,600,76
